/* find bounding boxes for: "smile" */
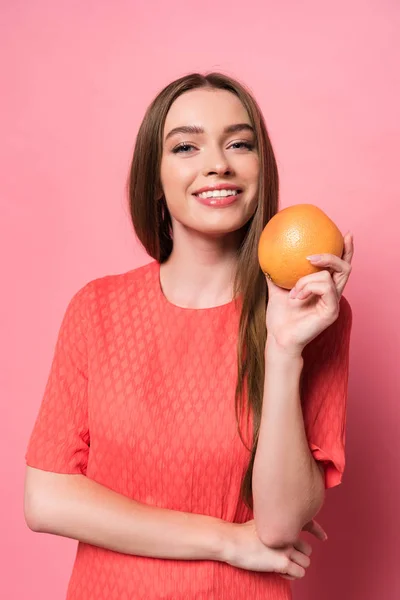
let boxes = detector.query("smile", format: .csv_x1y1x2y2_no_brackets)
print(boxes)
194,189,241,199
193,189,243,207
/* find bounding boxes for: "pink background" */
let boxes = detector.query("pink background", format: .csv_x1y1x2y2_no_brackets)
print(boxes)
2,1,399,598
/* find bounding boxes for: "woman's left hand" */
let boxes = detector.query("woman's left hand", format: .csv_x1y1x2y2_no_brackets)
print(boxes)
265,231,354,357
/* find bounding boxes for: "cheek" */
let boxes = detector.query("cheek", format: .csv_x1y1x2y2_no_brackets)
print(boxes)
229,155,259,190
240,157,259,198
161,157,196,193
244,155,260,182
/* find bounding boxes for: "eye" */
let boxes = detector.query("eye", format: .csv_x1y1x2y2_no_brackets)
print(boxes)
229,141,254,151
171,141,255,154
172,143,196,154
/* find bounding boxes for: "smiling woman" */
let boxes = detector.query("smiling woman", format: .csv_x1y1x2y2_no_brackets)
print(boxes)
159,89,260,240
24,72,352,600
168,125,253,206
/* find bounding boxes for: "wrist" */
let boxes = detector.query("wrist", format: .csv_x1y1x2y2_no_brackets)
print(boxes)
213,520,238,564
265,336,304,362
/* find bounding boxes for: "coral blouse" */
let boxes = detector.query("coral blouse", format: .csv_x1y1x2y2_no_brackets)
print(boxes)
26,260,352,599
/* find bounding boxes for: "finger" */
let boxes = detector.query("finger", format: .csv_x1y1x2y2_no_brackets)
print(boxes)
305,521,327,541
280,574,297,581
277,555,306,579
293,275,333,297
291,281,339,315
303,519,328,541
293,538,312,556
266,275,291,300
306,237,353,272
284,559,306,579
290,548,311,570
290,269,333,297
275,552,307,579
341,231,354,264
303,255,351,299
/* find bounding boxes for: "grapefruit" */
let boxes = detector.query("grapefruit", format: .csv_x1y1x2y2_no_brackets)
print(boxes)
258,204,344,289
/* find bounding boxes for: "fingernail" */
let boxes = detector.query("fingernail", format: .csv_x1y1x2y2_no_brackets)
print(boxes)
306,255,322,262
289,288,297,298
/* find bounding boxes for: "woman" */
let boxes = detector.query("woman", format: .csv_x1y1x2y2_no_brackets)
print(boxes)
24,72,354,599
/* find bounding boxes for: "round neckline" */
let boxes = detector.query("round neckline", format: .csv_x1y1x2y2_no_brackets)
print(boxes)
154,261,239,313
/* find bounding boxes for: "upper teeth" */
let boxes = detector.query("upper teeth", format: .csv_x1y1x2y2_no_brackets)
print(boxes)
196,189,240,199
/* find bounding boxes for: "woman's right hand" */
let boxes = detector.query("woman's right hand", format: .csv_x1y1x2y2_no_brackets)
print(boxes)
222,518,327,580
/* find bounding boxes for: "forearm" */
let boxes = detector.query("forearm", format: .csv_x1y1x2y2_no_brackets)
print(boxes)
252,339,325,548
24,466,228,562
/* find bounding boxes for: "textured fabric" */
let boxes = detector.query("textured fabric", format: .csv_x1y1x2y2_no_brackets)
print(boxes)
25,260,352,600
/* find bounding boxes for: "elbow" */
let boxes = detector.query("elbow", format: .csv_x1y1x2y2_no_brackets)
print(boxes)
255,472,325,549
258,526,300,549
24,469,47,533
25,514,42,533
24,491,42,532
254,509,302,548
257,503,325,548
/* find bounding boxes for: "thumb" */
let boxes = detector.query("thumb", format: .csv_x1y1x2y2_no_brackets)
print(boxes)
265,274,289,301
302,519,328,541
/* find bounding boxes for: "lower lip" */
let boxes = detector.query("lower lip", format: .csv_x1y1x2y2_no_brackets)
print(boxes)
193,192,242,207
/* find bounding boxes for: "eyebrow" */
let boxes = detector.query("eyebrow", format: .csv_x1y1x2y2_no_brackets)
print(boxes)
164,123,255,142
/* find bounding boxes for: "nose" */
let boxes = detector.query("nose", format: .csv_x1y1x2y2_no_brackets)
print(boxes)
203,145,233,177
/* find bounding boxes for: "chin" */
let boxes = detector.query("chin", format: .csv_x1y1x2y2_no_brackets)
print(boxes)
170,204,255,238
189,218,251,238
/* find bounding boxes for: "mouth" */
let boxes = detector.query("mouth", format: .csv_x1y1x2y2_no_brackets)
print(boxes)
192,188,243,207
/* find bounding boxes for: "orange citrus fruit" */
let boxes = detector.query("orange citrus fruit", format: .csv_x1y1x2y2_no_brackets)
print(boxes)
258,203,344,289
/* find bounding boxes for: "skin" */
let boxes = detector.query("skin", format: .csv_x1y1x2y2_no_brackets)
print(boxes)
266,234,354,356
24,88,350,584
159,88,259,309
159,92,354,549
252,237,353,550
158,87,346,577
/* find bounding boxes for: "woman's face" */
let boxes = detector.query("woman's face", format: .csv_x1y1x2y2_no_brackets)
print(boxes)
160,88,260,238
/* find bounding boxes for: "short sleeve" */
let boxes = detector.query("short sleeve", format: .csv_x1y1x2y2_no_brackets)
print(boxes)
25,284,91,475
301,295,353,489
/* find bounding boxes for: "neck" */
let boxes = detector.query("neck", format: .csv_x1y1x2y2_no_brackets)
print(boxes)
159,224,243,309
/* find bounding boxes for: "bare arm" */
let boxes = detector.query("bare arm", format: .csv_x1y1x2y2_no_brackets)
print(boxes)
252,340,325,549
24,466,320,579
24,465,229,562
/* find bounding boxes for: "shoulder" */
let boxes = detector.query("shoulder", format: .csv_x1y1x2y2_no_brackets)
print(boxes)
68,260,158,318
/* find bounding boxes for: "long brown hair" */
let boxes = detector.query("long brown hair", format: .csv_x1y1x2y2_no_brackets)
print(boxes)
127,72,279,509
